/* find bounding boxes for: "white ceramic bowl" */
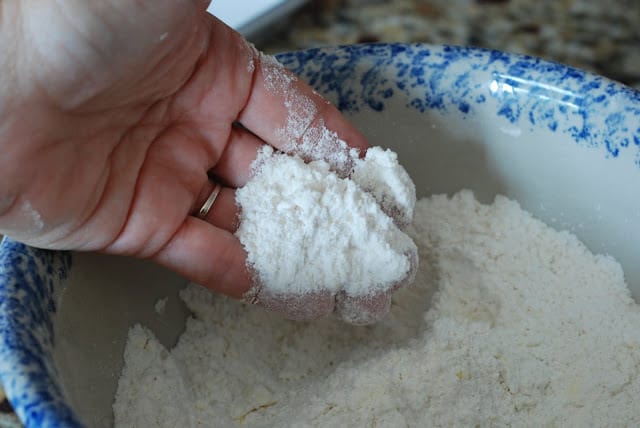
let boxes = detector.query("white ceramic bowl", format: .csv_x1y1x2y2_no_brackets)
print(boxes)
1,44,639,427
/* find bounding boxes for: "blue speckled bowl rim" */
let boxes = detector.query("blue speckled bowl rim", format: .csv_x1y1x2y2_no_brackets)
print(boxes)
0,237,80,427
0,43,638,427
276,43,640,164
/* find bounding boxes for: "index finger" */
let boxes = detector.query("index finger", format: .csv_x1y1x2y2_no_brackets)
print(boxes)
237,50,369,175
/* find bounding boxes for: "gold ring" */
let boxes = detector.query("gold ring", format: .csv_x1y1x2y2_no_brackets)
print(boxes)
197,182,222,219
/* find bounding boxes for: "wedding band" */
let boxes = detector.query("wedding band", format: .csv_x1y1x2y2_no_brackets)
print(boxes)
197,182,222,219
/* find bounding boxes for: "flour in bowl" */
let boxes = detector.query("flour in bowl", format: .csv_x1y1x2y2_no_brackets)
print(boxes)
114,191,640,426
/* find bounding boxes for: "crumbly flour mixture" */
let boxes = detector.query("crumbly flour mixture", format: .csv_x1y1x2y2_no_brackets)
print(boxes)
114,191,640,427
235,146,416,298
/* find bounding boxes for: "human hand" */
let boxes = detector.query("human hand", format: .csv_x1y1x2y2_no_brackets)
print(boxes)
0,1,411,323
247,251,418,325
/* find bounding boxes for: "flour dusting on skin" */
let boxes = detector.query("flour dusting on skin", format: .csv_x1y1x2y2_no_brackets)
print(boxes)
299,119,360,178
22,200,44,231
115,190,640,427
243,40,257,74
277,92,317,142
260,54,359,176
261,53,296,96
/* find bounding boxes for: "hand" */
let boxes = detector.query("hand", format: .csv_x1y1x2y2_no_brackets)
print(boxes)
0,1,409,323
248,250,418,325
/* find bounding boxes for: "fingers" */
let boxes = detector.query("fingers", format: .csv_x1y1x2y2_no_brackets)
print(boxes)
248,286,336,321
151,19,403,319
247,242,419,323
152,217,251,299
236,48,370,175
336,291,393,325
335,247,419,325
210,125,265,188
172,16,369,188
397,246,419,291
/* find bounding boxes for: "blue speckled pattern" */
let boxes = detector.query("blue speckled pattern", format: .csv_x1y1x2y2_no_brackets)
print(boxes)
0,43,638,427
276,44,640,165
0,238,80,428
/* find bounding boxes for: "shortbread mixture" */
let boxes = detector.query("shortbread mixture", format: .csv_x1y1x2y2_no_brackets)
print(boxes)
114,189,640,426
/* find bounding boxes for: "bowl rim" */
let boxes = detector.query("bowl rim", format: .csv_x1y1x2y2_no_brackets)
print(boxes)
0,237,81,427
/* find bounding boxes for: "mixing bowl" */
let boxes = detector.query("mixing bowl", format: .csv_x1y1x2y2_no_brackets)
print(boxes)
1,43,639,427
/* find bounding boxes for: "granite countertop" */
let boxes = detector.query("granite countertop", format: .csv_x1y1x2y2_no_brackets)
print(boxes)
262,0,640,90
1,0,638,426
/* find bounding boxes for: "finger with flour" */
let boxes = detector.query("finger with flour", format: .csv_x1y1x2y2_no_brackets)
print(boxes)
209,124,266,188
336,244,419,325
245,286,336,321
237,52,369,177
335,291,393,326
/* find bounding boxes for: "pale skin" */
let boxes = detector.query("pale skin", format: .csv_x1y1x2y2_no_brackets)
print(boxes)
0,1,406,323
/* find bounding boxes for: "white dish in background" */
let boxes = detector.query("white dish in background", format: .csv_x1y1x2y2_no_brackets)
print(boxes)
208,0,308,40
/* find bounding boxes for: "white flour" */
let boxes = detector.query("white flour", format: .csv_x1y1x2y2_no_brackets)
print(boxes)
351,147,416,228
114,191,640,427
235,146,416,299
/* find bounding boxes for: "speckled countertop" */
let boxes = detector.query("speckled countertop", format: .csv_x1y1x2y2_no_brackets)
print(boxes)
1,0,638,426
262,0,640,90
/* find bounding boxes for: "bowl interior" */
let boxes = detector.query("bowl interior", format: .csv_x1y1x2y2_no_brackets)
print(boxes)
52,254,189,427
3,44,639,427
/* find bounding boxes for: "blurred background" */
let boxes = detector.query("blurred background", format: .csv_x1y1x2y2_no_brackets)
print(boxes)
214,0,640,90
